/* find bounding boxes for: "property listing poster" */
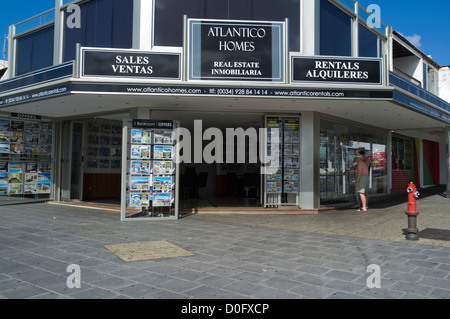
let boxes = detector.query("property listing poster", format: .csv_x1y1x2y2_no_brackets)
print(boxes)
265,117,301,198
86,120,121,171
127,123,175,209
0,118,53,196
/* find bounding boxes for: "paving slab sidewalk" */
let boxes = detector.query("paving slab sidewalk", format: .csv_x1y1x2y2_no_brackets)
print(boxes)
0,186,449,299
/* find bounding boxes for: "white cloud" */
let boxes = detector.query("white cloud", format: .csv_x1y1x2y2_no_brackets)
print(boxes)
399,32,422,48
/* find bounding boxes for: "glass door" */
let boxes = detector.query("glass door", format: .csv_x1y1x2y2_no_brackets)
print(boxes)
320,130,347,203
320,119,388,204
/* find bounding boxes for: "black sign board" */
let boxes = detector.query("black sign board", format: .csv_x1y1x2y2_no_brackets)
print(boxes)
188,19,285,82
291,56,382,85
11,113,41,120
82,48,181,80
132,119,174,130
72,83,393,100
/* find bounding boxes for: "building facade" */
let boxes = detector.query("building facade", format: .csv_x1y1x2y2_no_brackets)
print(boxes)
0,0,449,218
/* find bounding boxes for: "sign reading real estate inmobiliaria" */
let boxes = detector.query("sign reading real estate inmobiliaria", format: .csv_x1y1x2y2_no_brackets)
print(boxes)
291,56,382,85
188,19,285,82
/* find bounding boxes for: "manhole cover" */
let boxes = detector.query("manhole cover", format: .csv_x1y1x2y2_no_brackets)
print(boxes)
417,228,450,241
104,240,194,262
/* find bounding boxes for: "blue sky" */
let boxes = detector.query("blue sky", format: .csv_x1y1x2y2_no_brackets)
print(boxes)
357,0,450,66
0,0,449,66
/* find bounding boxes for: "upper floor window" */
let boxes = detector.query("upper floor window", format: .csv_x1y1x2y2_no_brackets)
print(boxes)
320,0,352,56
63,0,133,62
154,0,300,51
16,25,54,75
359,24,379,57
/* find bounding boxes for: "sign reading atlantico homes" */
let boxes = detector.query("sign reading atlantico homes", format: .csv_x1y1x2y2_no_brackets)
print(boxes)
188,19,285,82
81,48,181,80
291,56,382,85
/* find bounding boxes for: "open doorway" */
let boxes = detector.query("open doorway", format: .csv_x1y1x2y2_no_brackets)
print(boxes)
163,111,264,211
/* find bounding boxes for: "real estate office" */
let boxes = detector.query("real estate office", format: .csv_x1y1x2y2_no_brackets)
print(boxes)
0,0,449,219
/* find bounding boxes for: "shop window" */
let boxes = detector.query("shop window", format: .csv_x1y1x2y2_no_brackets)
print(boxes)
63,0,133,62
391,135,416,189
16,26,54,75
359,24,379,57
320,120,387,204
154,0,300,51
391,136,413,171
320,0,352,57
0,118,53,197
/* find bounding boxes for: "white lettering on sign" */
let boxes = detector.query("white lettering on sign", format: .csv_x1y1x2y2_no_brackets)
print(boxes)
207,26,267,52
207,27,266,38
306,60,369,80
111,55,154,74
211,61,262,76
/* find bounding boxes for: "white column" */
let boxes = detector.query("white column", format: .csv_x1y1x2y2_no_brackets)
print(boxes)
300,111,320,209
7,25,16,78
351,1,359,57
53,0,62,65
301,0,320,55
133,0,153,50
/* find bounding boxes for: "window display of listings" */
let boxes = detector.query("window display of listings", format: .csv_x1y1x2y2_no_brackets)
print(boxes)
264,117,301,207
86,119,122,171
126,121,176,217
0,118,53,196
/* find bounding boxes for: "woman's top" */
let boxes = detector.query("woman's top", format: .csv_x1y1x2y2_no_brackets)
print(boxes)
356,166,369,175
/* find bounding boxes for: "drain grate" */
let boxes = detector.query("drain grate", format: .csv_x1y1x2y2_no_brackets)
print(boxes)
417,228,450,241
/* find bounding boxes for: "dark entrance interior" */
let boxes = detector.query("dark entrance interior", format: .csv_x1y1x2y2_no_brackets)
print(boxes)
174,112,264,212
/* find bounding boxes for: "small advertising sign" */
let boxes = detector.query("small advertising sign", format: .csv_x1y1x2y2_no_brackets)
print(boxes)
132,119,174,130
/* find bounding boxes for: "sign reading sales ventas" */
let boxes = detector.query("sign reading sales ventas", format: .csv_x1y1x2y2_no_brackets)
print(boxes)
81,48,181,80
188,19,285,82
291,56,382,85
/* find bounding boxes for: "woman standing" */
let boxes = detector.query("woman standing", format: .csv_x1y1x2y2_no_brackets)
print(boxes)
355,154,370,212
343,150,370,210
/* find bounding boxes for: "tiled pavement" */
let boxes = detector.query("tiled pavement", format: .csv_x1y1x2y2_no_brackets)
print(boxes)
0,188,449,299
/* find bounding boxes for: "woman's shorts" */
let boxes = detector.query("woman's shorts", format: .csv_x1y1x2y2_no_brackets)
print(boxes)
357,175,369,193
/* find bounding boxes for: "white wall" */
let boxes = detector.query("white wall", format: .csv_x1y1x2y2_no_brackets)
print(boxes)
394,55,423,83
439,66,450,103
427,67,439,96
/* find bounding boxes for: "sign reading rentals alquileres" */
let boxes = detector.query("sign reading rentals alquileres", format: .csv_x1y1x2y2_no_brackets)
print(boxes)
188,19,285,82
291,56,382,85
81,47,181,80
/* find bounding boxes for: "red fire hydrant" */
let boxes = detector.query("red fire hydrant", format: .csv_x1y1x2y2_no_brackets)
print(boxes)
405,182,420,240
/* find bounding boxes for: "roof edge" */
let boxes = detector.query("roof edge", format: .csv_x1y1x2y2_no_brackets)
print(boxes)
392,30,441,69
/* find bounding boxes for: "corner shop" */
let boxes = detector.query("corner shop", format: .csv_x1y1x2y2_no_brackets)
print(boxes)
0,0,448,219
